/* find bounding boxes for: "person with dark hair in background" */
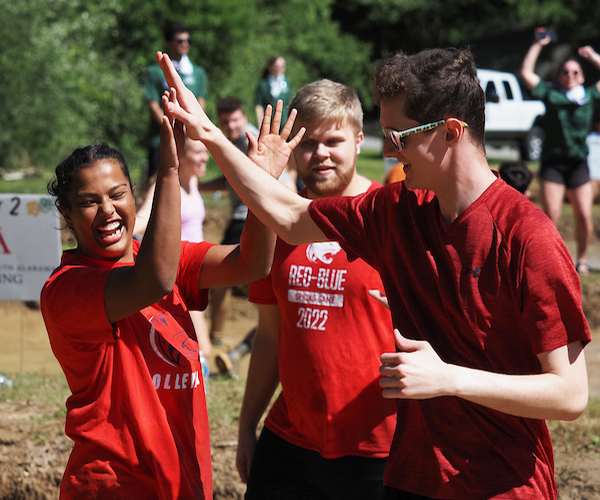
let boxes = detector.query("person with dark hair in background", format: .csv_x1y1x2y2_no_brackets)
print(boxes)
144,21,207,182
157,45,590,499
521,28,600,275
255,56,292,126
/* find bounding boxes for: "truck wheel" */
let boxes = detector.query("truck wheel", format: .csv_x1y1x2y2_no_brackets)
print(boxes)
520,126,544,162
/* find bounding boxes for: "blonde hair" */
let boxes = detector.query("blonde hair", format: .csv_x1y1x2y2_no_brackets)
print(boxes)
289,79,363,136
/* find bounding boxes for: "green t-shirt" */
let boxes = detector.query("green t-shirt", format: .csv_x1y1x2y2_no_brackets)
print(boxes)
254,76,292,124
144,63,208,147
531,80,600,161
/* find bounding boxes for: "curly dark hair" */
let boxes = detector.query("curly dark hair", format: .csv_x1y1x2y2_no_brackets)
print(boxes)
48,143,132,210
372,47,486,145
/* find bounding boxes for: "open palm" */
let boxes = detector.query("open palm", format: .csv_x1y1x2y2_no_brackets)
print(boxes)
247,100,305,178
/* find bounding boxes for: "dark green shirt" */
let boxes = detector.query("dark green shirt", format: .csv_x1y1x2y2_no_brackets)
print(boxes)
531,80,600,161
144,63,208,147
254,76,292,124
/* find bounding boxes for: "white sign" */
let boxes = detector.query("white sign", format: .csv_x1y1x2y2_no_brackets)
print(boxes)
0,194,61,301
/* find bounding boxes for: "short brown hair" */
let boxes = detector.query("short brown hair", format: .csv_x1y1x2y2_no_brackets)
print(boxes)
217,95,244,116
373,48,485,145
289,79,363,136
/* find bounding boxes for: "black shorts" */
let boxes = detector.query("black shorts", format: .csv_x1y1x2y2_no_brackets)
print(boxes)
539,157,590,189
220,218,246,245
245,427,387,500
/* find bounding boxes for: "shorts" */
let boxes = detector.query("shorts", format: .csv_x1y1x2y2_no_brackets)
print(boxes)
220,218,246,245
245,427,387,500
539,157,590,189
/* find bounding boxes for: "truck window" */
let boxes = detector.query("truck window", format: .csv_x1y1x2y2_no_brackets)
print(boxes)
485,82,499,103
503,81,513,100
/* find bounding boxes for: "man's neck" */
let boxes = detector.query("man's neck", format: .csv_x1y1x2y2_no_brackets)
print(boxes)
435,159,497,226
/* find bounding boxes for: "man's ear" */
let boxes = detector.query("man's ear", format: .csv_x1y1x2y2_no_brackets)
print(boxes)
444,118,466,146
356,131,364,156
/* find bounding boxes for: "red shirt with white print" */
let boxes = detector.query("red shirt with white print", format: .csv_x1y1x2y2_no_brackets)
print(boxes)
41,239,214,500
249,182,396,459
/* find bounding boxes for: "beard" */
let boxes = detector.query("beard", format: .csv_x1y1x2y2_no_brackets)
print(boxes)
301,161,356,198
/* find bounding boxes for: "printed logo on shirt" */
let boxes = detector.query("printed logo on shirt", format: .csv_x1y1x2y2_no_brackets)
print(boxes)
147,314,203,392
152,370,203,391
465,266,481,279
306,242,342,264
150,325,183,367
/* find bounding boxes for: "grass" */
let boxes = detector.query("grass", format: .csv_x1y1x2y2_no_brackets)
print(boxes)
549,398,600,452
3,370,600,456
0,173,54,195
356,149,387,182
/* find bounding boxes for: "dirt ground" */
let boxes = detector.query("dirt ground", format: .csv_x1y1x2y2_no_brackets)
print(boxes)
2,209,600,499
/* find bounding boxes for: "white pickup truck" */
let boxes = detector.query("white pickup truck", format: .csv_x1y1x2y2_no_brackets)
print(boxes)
478,69,546,161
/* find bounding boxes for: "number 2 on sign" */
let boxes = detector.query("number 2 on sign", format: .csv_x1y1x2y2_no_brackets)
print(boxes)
296,307,328,331
0,197,21,216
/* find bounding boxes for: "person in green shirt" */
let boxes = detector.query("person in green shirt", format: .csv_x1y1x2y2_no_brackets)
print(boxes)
254,56,292,127
521,28,600,276
144,21,208,182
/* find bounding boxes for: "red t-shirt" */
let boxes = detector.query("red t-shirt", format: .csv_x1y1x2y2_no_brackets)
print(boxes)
249,182,396,459
309,178,590,499
41,240,214,500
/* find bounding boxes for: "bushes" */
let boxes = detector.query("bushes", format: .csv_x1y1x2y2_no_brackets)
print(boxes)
0,0,372,186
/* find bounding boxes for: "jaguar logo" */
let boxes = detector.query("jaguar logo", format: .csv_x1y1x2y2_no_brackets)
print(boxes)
306,242,342,264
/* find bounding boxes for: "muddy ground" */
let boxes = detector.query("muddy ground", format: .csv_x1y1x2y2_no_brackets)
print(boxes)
2,208,600,499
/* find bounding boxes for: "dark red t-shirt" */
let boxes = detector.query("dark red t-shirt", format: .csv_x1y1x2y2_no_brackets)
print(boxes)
309,178,590,499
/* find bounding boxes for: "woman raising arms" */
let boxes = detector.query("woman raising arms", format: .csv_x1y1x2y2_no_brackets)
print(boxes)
41,88,300,499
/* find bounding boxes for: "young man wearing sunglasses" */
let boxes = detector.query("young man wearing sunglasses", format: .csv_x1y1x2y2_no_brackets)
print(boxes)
157,46,590,500
144,21,207,181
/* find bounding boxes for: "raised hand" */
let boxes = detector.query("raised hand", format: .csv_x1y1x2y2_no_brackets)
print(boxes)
158,89,181,172
579,45,600,62
379,329,453,399
246,100,305,179
534,28,552,46
156,52,217,141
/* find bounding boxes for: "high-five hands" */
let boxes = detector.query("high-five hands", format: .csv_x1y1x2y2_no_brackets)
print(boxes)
379,329,454,399
156,52,217,141
246,100,305,178
158,88,183,171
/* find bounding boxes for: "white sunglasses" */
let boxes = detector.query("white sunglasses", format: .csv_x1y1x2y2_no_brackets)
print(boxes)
382,119,469,152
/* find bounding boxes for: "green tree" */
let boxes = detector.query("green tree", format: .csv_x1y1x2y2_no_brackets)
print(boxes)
0,0,373,180
0,0,146,178
332,0,600,58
